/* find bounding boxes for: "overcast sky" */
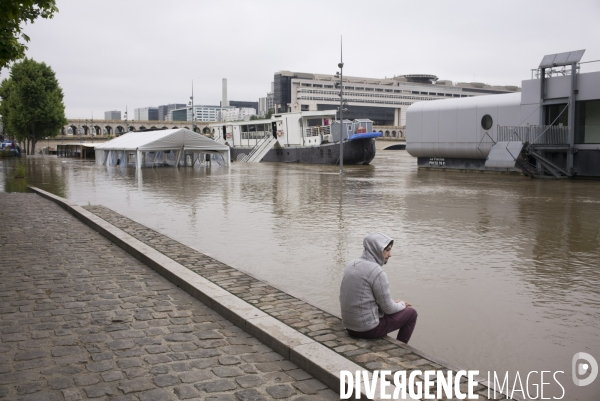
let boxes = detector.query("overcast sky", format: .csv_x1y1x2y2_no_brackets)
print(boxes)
2,0,599,119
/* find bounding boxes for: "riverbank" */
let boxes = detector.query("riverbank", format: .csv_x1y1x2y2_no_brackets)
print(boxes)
19,186,511,400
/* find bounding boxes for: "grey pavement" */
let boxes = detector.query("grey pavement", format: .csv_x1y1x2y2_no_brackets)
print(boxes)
0,193,337,401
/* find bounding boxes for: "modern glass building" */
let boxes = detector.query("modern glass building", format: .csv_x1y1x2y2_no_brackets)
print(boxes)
158,104,186,121
134,107,159,121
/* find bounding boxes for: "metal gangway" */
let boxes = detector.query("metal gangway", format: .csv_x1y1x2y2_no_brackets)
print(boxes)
240,133,277,163
486,124,571,178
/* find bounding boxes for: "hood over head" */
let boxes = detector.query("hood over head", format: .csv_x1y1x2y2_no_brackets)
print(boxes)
361,232,394,266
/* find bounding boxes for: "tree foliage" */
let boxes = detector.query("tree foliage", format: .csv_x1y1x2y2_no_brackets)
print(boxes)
0,0,58,70
0,58,66,154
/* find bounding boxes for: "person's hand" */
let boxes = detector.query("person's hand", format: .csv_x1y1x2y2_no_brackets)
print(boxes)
396,300,411,307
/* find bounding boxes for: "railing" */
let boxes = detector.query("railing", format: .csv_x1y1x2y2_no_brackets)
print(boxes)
305,126,331,137
530,60,600,79
241,133,272,162
497,125,569,145
241,130,272,140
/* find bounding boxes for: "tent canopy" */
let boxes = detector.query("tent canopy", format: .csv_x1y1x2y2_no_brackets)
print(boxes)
94,128,229,152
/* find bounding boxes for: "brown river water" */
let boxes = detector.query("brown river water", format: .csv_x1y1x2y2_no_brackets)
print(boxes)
2,151,599,400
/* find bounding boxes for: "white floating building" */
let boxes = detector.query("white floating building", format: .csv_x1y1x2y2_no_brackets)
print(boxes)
406,50,600,178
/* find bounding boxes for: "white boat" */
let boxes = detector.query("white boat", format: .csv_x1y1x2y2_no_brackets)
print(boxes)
207,110,382,164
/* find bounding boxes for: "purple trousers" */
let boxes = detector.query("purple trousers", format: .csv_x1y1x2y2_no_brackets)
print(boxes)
346,307,418,344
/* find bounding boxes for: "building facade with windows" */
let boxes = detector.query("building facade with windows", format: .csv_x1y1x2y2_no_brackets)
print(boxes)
158,104,186,121
134,107,159,121
104,110,121,120
169,108,188,122
273,71,519,126
217,107,257,122
169,105,230,123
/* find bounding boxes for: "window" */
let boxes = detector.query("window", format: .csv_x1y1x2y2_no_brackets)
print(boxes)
481,115,493,130
576,99,600,144
545,104,568,127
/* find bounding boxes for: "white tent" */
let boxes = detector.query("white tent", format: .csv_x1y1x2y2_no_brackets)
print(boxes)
94,128,231,168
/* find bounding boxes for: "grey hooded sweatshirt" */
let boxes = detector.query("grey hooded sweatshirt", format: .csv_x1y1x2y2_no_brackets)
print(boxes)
339,232,405,332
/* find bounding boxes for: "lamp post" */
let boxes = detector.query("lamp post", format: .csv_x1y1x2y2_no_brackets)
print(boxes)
124,107,128,135
337,65,345,174
189,80,195,132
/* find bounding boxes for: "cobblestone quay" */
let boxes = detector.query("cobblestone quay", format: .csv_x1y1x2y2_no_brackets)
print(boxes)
78,206,509,400
0,193,337,401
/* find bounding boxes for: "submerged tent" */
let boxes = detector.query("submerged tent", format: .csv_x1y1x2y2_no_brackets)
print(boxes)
94,128,231,168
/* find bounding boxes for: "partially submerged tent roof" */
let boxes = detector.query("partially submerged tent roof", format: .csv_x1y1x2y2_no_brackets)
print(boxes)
94,128,229,152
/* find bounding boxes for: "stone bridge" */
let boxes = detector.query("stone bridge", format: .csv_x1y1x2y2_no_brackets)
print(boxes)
61,119,212,137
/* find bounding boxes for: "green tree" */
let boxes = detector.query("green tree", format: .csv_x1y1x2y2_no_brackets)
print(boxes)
0,0,58,70
0,58,66,154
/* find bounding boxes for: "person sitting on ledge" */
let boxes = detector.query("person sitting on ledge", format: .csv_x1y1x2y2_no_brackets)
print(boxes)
339,232,417,344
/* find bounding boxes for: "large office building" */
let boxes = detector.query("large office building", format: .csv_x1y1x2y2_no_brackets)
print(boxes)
217,107,256,122
169,105,229,123
170,109,188,122
158,104,186,121
273,71,519,126
134,107,159,121
104,110,121,120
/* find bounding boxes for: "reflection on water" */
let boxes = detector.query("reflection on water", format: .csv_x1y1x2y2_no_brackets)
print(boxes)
4,153,599,400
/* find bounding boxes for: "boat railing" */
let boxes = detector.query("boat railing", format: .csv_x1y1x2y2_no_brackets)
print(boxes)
241,130,272,140
497,125,569,145
241,133,272,162
305,126,331,137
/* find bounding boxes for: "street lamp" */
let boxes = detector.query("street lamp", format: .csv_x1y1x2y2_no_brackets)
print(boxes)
124,108,128,136
189,80,195,132
336,62,345,174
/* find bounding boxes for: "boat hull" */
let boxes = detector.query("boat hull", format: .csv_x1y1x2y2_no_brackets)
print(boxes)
229,138,376,165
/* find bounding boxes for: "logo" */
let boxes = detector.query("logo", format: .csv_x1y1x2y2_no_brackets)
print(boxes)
572,352,598,387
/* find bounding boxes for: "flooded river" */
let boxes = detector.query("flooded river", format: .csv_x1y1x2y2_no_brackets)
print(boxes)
2,151,599,399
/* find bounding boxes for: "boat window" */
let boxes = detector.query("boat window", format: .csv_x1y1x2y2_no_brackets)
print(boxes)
249,125,256,132
307,118,322,127
241,125,248,133
481,115,493,130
